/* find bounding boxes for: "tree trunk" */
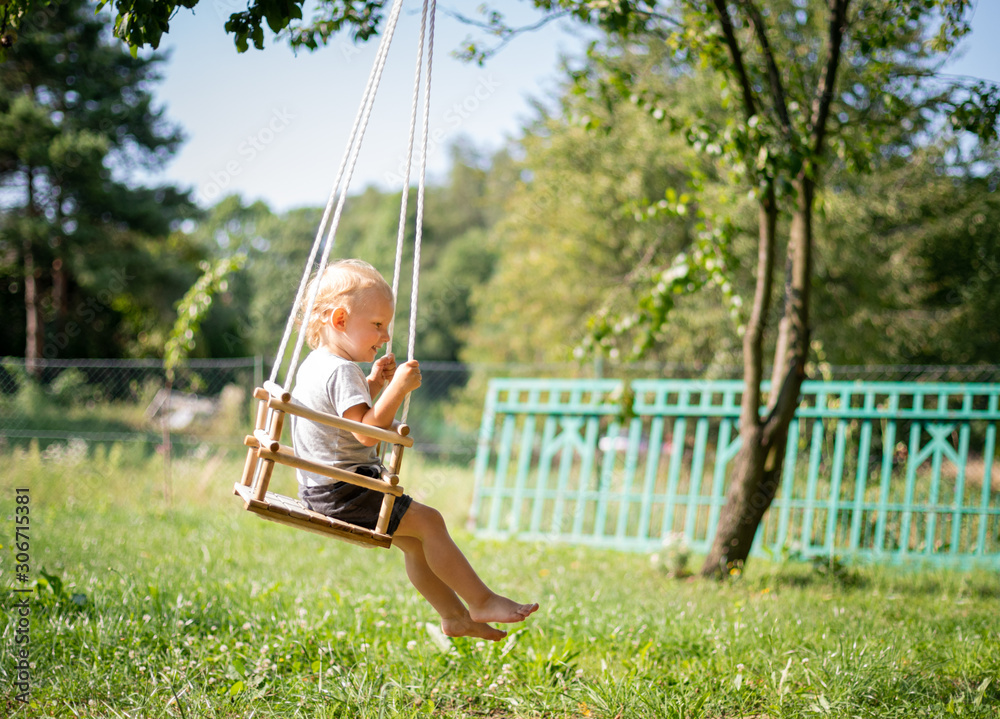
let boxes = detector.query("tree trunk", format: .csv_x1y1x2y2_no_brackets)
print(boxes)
24,240,43,375
701,184,779,577
23,166,44,375
699,0,847,578
701,176,814,578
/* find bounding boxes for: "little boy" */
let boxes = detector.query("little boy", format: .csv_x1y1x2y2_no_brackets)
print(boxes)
292,259,537,640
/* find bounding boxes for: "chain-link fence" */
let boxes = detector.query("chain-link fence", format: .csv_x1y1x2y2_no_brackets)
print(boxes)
2,357,998,462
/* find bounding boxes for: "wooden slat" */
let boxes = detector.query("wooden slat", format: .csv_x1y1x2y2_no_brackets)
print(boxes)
239,446,258,487
283,501,316,522
257,494,290,515
233,483,392,548
265,396,414,448
387,444,405,475
254,428,280,452
375,494,396,535
257,444,404,497
244,429,405,495
253,458,276,503
262,381,291,402
254,397,269,431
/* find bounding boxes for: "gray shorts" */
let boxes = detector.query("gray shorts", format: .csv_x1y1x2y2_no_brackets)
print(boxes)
299,465,412,536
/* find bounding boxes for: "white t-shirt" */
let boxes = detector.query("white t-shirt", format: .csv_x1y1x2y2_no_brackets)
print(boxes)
290,348,379,487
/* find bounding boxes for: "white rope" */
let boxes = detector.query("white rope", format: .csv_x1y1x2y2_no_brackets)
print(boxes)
269,0,405,387
282,0,408,392
400,0,436,423
388,0,431,357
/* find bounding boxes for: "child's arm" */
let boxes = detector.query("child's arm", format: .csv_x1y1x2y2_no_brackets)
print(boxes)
343,359,421,446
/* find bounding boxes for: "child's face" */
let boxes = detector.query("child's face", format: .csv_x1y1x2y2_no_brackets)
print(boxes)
330,290,394,363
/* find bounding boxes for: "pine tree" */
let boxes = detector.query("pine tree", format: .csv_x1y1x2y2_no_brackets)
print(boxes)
0,0,193,365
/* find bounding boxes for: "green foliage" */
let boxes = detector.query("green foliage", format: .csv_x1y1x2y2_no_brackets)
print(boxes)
465,37,746,367
48,367,102,405
584,204,743,360
563,0,995,363
86,0,378,54
188,143,499,366
165,254,247,383
0,0,198,360
462,5,999,371
814,149,1000,365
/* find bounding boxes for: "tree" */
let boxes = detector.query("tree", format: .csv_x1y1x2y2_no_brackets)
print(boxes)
0,0,195,366
462,1,997,578
546,0,997,578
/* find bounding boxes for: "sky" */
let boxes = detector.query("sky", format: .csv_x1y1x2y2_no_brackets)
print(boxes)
147,1,1000,213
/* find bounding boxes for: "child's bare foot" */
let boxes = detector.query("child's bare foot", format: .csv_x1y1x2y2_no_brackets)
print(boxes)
440,616,507,641
469,594,539,625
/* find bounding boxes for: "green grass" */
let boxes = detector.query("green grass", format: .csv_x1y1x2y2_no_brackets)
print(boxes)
2,442,999,718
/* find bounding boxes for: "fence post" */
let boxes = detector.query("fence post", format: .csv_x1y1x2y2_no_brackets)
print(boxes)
254,355,264,392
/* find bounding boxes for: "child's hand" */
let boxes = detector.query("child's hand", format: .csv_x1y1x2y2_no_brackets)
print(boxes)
368,353,396,395
392,359,422,394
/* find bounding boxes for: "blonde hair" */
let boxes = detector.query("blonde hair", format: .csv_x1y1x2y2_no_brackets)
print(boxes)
297,259,394,350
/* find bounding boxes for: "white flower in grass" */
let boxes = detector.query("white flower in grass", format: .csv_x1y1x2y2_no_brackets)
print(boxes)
406,641,417,651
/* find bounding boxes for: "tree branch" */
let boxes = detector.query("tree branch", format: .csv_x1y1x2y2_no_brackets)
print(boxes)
442,7,573,63
710,0,757,121
740,0,792,136
810,0,851,155
741,183,777,431
439,6,569,38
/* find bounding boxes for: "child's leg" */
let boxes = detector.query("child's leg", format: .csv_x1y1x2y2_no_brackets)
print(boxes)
392,536,506,641
394,502,538,625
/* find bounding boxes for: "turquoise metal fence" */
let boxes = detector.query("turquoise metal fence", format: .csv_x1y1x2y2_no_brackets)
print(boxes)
471,379,1000,567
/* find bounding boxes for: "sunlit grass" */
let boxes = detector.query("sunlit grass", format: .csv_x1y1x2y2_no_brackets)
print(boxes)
1,443,998,718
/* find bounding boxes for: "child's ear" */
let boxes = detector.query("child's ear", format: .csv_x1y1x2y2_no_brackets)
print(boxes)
329,306,349,331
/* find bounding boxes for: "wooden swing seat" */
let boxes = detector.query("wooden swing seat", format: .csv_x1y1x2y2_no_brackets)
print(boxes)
233,483,393,548
235,383,413,548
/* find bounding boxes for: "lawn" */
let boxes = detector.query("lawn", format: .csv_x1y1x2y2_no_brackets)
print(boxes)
2,441,998,718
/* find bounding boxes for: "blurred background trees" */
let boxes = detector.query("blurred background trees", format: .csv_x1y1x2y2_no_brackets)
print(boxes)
0,0,196,366
2,0,996,374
